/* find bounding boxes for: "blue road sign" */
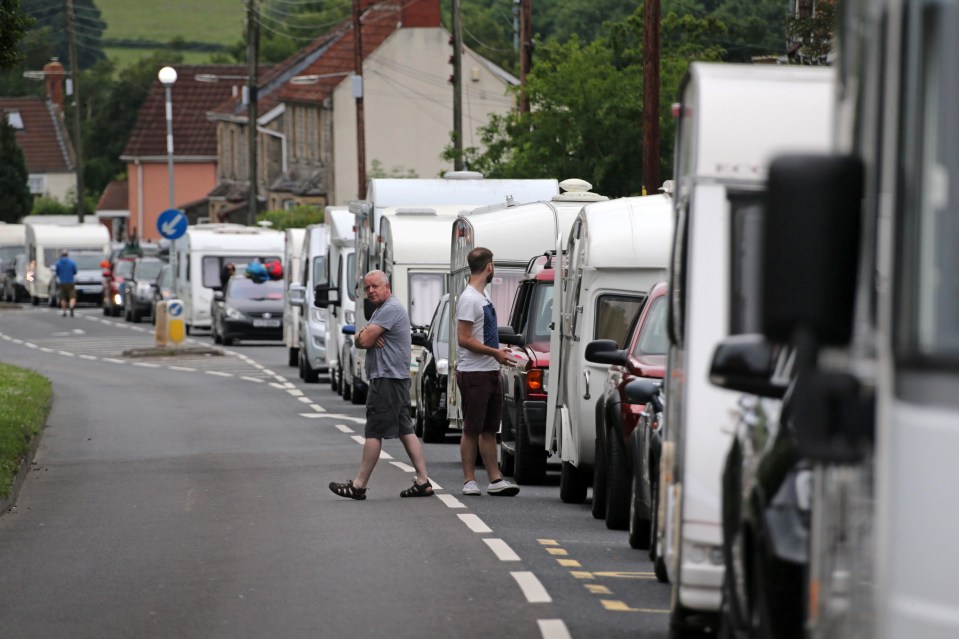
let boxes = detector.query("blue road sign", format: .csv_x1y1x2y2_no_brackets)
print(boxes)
157,208,188,240
167,301,183,317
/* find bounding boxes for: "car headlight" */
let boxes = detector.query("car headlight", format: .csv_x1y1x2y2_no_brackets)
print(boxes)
344,309,355,324
225,306,244,320
436,358,449,376
310,308,325,322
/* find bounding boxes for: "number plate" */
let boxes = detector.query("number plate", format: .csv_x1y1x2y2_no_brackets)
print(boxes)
253,319,281,328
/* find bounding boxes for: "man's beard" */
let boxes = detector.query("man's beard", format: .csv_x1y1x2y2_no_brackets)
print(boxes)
485,271,494,284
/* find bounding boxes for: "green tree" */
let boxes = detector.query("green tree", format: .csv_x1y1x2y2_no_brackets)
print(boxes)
257,205,324,230
0,0,34,69
0,119,33,223
21,0,105,69
662,0,787,62
785,1,836,64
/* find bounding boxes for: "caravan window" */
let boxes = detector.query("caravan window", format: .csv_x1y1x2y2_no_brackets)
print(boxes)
729,193,765,335
409,272,445,328
529,281,554,343
201,255,282,288
487,269,525,324
312,256,327,287
346,252,357,301
595,294,645,348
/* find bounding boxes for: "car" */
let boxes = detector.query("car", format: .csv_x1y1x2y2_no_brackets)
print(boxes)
123,257,165,323
497,253,555,484
102,255,135,316
337,326,366,405
586,281,669,539
150,263,175,323
211,275,285,346
47,250,107,307
412,294,451,442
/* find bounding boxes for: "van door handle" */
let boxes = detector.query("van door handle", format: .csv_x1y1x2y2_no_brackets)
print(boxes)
583,369,590,400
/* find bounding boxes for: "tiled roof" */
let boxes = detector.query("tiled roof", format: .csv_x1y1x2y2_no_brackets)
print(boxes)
121,65,249,160
0,97,74,172
96,179,128,212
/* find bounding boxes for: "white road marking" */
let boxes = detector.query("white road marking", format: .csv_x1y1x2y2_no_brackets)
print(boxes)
379,450,393,460
309,403,326,412
58,351,76,357
457,513,492,534
280,382,295,388
78,354,97,361
286,389,305,397
262,369,276,376
241,376,264,383
39,347,54,353
437,494,465,509
335,424,353,433
299,413,325,419
102,357,124,364
12,338,23,344
537,619,571,639
26,343,37,349
390,461,415,472
350,435,366,446
297,396,313,404
269,383,287,389
512,572,552,603
484,538,521,562
316,413,366,424
169,366,197,372
133,362,160,368
205,371,233,377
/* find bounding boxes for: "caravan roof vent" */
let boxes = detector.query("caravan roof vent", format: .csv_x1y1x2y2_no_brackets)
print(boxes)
659,180,675,196
443,170,485,180
554,177,608,203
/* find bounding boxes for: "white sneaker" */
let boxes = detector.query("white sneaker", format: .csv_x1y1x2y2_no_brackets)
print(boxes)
487,479,520,496
462,480,481,496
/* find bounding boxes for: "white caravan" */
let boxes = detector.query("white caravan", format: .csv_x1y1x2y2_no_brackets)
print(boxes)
0,224,26,302
445,180,608,435
293,224,329,383
544,194,674,504
283,227,307,367
660,63,835,635
25,223,111,305
318,206,356,395
169,224,285,332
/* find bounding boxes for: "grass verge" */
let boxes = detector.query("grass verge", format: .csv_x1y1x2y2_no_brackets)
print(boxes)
0,362,52,498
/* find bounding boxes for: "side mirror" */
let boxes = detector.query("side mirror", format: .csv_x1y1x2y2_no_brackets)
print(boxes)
708,334,785,399
763,155,864,345
314,284,340,308
289,283,306,307
498,326,524,346
412,331,429,348
584,339,628,366
342,324,356,335
624,378,661,406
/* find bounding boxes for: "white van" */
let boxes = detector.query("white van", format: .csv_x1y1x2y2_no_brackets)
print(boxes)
544,194,673,504
0,223,26,301
444,180,608,437
322,206,356,394
283,227,307,367
169,224,285,332
660,63,835,635
25,223,111,305
293,224,329,383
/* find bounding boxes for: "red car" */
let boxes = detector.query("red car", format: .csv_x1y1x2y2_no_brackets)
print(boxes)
585,280,668,547
101,254,135,317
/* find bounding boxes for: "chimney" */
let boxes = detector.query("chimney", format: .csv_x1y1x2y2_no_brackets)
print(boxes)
400,0,440,28
43,58,66,110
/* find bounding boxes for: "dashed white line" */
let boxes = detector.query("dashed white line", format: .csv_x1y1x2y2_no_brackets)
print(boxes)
511,572,552,603
58,351,76,357
133,362,160,368
25,343,37,349
280,382,295,388
537,619,571,639
335,424,353,433
379,450,393,460
299,413,325,419
269,382,287,389
241,376,265,383
78,354,97,361
350,435,366,446
286,389,305,397
458,513,492,534
437,494,465,509
39,347,55,353
484,538,521,562
318,414,366,424
102,357,124,364
309,403,326,413
169,366,197,372
205,371,234,377
262,369,276,376
390,461,415,472
297,396,313,404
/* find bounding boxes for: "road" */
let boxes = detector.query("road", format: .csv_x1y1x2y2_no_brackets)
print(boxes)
0,303,670,638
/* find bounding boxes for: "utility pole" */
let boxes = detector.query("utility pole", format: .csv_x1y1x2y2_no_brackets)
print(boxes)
246,0,259,225
66,0,85,222
642,0,661,194
519,0,532,114
451,0,464,170
352,0,367,198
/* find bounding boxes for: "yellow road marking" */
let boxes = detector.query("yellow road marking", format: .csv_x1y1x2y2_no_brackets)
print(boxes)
585,584,612,595
538,539,559,546
546,548,569,556
601,600,670,613
557,559,581,567
592,571,656,579
569,571,594,579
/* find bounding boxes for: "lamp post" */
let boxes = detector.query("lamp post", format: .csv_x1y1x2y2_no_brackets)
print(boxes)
158,66,178,241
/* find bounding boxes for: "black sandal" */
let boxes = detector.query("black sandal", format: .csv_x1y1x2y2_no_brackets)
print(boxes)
400,480,434,498
329,480,367,500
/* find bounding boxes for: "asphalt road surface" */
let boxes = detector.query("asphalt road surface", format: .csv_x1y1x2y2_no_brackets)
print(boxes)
0,304,671,638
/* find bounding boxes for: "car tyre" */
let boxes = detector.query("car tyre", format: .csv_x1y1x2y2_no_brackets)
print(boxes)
560,460,588,504
514,406,546,484
222,335,234,346
288,347,299,368
303,355,320,383
499,404,515,476
349,376,366,405
591,436,608,519
605,432,631,530
629,472,652,549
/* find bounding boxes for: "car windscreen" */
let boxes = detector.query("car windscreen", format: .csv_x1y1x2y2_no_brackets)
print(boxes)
137,260,164,280
72,253,105,269
632,296,668,356
228,277,284,301
529,281,554,342
114,260,135,278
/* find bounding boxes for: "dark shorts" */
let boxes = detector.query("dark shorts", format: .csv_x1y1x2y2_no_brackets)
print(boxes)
58,282,76,301
457,370,503,436
365,377,413,439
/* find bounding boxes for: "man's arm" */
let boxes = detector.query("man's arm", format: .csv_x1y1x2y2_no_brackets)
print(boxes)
458,319,507,364
355,322,386,349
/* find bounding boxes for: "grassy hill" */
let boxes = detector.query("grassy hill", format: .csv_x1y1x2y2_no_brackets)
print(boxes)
96,0,245,67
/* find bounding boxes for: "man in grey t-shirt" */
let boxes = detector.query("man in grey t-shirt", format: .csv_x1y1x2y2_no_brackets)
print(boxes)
329,270,434,500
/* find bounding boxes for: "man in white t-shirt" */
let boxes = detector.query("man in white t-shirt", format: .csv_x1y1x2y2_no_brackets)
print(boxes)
456,247,520,497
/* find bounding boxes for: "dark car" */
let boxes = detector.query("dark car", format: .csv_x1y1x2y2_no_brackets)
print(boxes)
150,263,174,323
497,253,555,484
586,281,669,543
48,250,107,307
412,294,450,441
212,276,285,345
102,256,135,316
123,257,165,323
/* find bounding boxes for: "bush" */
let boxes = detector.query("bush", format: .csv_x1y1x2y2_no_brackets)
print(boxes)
257,205,324,231
0,362,51,498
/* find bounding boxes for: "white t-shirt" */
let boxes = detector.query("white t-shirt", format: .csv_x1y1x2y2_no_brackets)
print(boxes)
457,285,500,372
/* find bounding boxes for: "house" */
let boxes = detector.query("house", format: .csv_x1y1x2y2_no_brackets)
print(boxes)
207,0,519,217
95,178,130,241
120,65,247,242
0,59,77,205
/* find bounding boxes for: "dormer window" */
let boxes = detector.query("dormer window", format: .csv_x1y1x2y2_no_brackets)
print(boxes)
5,110,24,130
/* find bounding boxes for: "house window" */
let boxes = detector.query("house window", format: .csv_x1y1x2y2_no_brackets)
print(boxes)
28,175,45,194
6,111,24,129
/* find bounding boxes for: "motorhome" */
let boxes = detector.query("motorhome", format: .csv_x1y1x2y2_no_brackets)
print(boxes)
544,194,673,506
444,180,608,457
294,224,329,383
660,62,835,636
322,206,355,395
0,224,26,302
283,228,307,367
25,223,111,305
169,224,285,333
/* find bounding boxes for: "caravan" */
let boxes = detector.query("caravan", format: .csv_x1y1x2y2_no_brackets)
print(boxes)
283,227,307,367
0,224,26,302
25,223,111,305
293,224,329,383
169,224,285,332
321,207,355,395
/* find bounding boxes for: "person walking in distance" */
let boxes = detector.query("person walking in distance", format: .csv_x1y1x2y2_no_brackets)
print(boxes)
54,250,78,317
457,247,520,497
329,270,434,500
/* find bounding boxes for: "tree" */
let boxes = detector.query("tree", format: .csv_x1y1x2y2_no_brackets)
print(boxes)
22,0,105,68
257,205,324,230
0,119,33,223
0,0,34,69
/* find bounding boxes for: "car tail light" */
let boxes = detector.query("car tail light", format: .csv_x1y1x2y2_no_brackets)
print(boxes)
526,369,544,392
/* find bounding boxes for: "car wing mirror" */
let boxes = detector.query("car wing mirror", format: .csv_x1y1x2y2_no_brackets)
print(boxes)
314,284,340,308
498,326,524,346
708,334,785,399
624,378,661,405
584,339,628,366
412,331,430,348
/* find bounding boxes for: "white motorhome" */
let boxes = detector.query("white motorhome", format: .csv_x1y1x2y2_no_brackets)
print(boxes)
444,180,608,438
169,224,285,332
283,227,307,367
322,206,356,395
293,224,329,383
0,224,26,302
25,223,111,305
660,63,835,635
544,194,673,504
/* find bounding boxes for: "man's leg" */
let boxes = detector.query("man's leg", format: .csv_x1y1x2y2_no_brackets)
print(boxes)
479,432,502,483
399,433,429,485
461,432,479,482
353,437,382,489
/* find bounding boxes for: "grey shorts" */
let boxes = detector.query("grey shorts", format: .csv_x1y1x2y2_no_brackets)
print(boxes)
365,377,413,439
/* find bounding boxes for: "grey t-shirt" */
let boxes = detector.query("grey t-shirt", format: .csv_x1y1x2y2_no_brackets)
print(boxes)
364,294,412,380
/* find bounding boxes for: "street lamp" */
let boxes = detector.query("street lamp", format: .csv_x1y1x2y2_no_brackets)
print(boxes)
158,66,178,239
